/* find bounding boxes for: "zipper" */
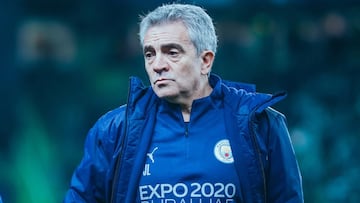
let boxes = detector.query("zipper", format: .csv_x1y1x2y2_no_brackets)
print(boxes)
184,122,189,137
110,78,132,203
249,107,267,203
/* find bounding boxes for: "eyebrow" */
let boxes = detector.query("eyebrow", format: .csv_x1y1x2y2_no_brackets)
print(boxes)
161,43,185,53
143,43,185,54
143,45,154,54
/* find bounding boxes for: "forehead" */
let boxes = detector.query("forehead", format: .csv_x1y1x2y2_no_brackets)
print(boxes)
143,21,193,47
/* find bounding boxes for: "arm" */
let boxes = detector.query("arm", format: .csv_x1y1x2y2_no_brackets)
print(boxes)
64,108,125,203
64,126,109,202
264,108,304,203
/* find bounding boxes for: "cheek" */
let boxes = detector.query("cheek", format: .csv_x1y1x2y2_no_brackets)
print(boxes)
180,64,200,78
145,65,154,77
144,63,151,72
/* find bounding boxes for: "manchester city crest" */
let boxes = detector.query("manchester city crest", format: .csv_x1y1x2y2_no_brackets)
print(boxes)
214,139,234,164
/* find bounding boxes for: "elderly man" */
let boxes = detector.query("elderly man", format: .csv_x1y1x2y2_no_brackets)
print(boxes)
65,3,303,203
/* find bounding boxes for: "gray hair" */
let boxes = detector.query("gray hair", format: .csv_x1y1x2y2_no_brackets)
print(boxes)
139,3,218,55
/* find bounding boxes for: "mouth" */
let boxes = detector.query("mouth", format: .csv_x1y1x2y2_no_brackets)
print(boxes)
154,78,174,85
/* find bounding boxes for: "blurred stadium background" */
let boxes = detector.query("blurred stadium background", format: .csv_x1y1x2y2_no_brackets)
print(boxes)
0,0,359,202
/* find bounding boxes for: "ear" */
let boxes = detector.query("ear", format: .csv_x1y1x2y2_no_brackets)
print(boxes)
200,51,215,75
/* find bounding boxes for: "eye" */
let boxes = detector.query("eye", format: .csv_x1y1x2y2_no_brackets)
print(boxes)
144,51,155,60
168,49,179,57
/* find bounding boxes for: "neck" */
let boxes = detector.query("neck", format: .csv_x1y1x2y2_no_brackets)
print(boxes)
180,83,213,122
181,105,191,122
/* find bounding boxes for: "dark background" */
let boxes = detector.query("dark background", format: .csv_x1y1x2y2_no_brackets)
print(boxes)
0,0,359,202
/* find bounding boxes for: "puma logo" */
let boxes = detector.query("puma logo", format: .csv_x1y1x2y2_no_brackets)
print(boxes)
146,147,158,163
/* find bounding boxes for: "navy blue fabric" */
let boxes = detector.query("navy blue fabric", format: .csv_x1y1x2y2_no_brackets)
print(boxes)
136,81,243,202
64,74,303,203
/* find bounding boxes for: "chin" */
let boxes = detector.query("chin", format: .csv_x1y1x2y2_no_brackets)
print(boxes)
154,90,178,100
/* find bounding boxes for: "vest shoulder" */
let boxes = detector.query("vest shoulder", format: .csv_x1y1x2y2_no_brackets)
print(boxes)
221,83,286,115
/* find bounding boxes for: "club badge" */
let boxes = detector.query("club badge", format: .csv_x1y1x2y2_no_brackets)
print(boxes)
214,139,234,164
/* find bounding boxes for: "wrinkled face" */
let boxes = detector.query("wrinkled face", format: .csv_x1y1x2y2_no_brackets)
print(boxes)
143,21,210,104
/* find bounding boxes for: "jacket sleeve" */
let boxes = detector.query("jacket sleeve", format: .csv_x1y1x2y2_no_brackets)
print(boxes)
263,108,304,203
64,108,124,203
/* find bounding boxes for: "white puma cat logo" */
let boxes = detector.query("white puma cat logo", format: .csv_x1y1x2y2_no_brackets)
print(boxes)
146,147,158,163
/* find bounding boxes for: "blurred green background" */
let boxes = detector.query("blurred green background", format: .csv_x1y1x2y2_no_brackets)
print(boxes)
0,0,359,202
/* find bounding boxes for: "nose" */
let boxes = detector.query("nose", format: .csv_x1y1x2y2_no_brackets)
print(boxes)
152,54,169,74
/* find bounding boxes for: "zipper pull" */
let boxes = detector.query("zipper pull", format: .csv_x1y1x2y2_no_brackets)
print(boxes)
184,122,189,137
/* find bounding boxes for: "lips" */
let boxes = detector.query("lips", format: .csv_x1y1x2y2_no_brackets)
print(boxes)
154,78,174,85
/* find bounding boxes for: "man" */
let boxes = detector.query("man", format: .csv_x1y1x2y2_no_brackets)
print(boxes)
64,3,303,203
